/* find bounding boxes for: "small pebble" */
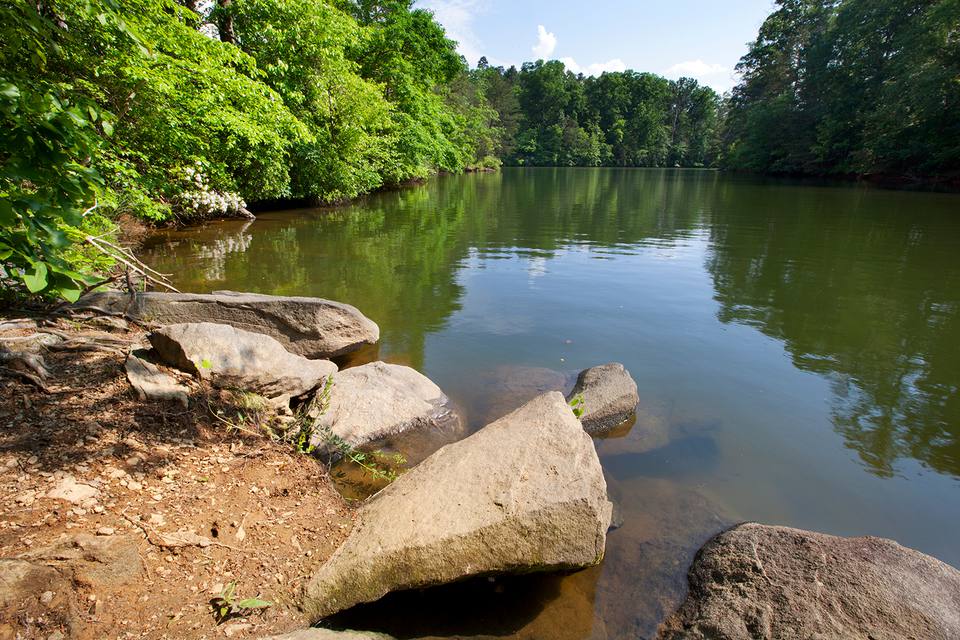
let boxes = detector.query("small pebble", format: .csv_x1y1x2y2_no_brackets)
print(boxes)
96,526,115,536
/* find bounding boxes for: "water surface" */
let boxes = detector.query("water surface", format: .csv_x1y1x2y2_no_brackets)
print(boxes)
143,168,960,638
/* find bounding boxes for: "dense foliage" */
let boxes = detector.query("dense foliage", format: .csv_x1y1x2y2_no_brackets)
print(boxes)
475,60,722,168
2,0,956,300
724,0,960,179
0,0,495,298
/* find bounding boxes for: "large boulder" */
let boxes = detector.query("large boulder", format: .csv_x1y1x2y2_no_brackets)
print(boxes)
566,363,639,434
75,290,379,358
302,392,612,621
149,323,336,399
308,361,458,455
658,523,960,640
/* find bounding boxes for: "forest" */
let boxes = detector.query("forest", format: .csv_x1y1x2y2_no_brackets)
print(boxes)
1,0,958,300
724,0,960,178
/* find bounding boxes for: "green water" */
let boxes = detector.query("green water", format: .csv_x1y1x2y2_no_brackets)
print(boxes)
143,168,960,638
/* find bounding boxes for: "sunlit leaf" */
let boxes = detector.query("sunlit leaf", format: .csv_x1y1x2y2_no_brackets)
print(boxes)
21,261,49,293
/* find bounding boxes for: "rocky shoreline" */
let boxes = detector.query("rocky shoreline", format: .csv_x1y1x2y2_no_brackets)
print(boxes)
1,290,958,639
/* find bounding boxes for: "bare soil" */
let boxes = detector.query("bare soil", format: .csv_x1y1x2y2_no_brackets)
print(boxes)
0,316,356,640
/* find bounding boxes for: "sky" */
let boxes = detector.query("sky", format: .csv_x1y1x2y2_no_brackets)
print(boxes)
414,0,776,93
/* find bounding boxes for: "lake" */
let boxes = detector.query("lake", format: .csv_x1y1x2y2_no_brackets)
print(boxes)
142,168,960,639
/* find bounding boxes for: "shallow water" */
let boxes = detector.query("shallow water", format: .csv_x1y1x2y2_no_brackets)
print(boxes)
142,168,960,638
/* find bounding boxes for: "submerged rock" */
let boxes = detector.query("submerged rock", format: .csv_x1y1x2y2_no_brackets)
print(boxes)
149,322,336,399
302,392,612,621
658,522,960,640
125,350,190,407
566,362,639,434
76,290,379,358
475,365,572,425
308,361,458,455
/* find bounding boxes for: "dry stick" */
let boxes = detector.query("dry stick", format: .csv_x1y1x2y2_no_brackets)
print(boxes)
88,236,173,281
120,511,242,551
84,235,180,293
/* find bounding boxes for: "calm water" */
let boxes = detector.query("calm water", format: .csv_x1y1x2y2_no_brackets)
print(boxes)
143,168,960,639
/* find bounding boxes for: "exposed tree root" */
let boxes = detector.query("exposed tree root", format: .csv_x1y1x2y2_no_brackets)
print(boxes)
0,347,51,392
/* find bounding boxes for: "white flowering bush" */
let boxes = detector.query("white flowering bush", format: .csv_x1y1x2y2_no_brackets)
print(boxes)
173,162,247,219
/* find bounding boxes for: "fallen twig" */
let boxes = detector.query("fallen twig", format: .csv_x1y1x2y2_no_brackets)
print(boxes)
84,235,179,293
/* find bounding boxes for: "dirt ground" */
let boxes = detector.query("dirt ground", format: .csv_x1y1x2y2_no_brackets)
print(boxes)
0,315,356,640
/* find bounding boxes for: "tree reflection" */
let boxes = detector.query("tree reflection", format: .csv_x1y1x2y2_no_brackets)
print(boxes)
143,169,709,370
707,185,960,477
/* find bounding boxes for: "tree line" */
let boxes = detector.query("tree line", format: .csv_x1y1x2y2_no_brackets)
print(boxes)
723,0,959,179
1,0,957,300
473,60,722,168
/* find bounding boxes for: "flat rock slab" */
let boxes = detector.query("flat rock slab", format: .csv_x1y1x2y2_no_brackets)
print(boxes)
566,362,639,435
303,392,612,621
150,323,336,399
76,290,379,358
125,350,190,407
658,522,960,640
46,475,99,504
309,361,458,455
1,534,144,638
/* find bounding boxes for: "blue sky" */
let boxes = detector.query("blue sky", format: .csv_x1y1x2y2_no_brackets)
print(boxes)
415,0,775,93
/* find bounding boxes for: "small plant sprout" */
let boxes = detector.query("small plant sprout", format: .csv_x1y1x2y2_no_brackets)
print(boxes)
288,376,404,482
569,393,586,419
210,581,272,624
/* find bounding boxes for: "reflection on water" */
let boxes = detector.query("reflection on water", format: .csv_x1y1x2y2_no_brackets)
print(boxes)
143,168,960,637
707,189,960,478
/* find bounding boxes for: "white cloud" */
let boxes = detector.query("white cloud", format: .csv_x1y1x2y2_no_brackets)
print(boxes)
665,59,728,77
664,59,736,92
417,0,491,67
532,24,557,59
560,57,627,76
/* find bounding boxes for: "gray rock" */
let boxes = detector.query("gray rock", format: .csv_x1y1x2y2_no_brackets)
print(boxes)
302,391,612,621
75,290,379,358
125,350,189,407
149,323,336,399
308,361,458,454
46,476,99,504
266,630,395,640
566,363,639,434
658,523,960,640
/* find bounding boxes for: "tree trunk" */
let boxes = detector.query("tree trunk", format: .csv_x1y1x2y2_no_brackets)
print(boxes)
217,0,235,44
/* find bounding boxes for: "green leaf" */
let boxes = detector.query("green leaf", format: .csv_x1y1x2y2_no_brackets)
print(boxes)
0,244,12,260
0,201,16,226
22,261,49,293
235,598,272,610
54,284,83,302
101,120,114,136
0,84,19,101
